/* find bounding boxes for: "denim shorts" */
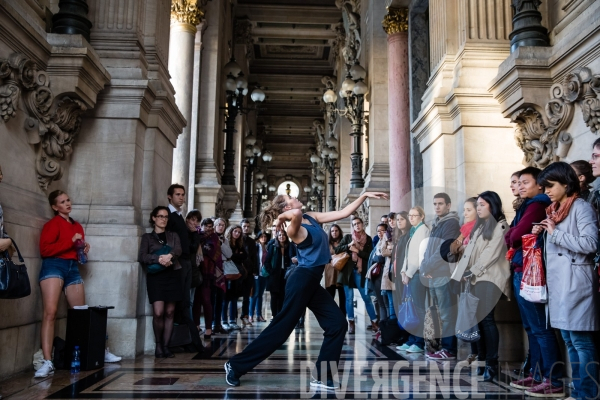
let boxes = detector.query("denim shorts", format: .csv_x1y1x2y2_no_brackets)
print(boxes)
39,258,84,287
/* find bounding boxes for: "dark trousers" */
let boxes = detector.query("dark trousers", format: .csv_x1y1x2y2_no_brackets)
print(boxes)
372,275,388,320
192,280,213,328
471,282,500,365
229,267,347,379
241,276,254,317
513,272,563,386
270,291,285,318
325,284,346,315
212,286,224,327
179,258,192,322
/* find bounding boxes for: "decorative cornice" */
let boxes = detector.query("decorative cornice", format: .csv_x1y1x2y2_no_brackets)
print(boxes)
0,53,88,190
382,7,409,34
511,66,600,168
171,0,205,27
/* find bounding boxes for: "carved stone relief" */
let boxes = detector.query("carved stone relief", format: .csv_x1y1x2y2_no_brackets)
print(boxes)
330,23,345,74
235,18,254,61
0,53,88,190
337,0,362,68
511,66,600,168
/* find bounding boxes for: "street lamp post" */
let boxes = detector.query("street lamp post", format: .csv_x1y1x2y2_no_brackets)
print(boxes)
243,131,259,218
221,57,265,186
322,62,368,188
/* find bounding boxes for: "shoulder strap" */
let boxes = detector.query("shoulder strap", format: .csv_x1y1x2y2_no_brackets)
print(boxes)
302,214,319,226
5,238,24,263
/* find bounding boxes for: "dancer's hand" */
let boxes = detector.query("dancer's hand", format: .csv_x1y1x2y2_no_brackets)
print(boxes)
362,192,388,200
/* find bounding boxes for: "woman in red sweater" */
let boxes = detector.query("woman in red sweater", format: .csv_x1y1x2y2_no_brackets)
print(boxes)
35,190,90,378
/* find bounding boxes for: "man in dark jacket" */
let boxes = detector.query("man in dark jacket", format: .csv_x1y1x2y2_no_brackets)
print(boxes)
504,167,563,391
240,219,257,327
420,193,461,360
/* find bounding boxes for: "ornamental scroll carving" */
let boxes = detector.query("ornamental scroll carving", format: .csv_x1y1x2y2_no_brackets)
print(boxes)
512,66,600,168
0,53,87,191
336,0,362,68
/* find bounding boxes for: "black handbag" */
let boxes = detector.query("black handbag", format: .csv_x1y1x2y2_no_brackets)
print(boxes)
0,238,31,299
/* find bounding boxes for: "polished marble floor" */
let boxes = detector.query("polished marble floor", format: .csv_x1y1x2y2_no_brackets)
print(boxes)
1,308,536,400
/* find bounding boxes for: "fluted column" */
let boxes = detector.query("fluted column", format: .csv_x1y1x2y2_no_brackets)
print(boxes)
169,0,204,189
383,8,411,211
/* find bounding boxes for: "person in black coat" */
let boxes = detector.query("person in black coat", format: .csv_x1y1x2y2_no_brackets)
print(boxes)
264,229,296,318
240,219,257,327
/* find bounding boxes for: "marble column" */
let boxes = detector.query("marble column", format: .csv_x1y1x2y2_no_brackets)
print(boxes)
383,7,411,211
169,0,204,190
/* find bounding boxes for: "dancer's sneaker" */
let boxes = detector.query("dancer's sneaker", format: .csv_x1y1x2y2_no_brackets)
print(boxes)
224,362,240,387
310,376,339,390
34,360,55,378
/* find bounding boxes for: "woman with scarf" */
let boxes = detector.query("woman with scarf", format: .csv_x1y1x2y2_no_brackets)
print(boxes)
397,206,430,353
192,218,225,338
450,192,511,383
222,225,247,330
336,217,377,334
323,224,345,315
531,162,599,399
391,211,410,313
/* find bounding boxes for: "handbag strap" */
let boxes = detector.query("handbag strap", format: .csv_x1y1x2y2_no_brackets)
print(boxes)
3,238,24,263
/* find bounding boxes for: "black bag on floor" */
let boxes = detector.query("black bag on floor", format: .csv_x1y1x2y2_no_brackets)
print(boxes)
379,318,408,345
52,336,66,369
168,321,204,353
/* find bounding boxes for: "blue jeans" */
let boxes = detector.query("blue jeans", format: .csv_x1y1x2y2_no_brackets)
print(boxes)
344,269,377,321
383,290,396,319
429,277,457,355
222,297,239,323
249,276,267,318
561,330,599,400
406,274,426,349
513,272,563,386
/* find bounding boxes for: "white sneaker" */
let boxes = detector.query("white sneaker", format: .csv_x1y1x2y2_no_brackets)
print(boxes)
34,360,55,378
104,349,122,363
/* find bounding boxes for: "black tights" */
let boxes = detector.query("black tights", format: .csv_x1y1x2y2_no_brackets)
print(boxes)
152,301,176,347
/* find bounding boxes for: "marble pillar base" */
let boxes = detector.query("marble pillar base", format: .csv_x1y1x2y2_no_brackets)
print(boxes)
194,185,223,219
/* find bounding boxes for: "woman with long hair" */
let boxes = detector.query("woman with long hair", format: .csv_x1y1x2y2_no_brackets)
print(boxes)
213,218,229,332
397,206,430,353
222,225,247,330
336,217,377,334
249,231,269,323
35,190,92,377
571,160,596,201
323,224,345,315
451,192,511,382
265,229,295,317
391,211,410,311
531,161,598,399
138,206,183,358
225,191,387,389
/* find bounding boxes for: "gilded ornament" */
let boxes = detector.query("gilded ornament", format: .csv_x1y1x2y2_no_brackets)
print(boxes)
171,0,204,26
382,7,408,34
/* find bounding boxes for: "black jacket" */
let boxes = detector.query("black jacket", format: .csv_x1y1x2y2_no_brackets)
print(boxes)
167,209,190,257
265,241,297,293
243,234,258,276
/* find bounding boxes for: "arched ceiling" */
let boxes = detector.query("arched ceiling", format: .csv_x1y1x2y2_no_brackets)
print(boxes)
236,0,341,179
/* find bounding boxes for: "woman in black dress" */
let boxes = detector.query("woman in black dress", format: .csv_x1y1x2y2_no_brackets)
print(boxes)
138,206,182,358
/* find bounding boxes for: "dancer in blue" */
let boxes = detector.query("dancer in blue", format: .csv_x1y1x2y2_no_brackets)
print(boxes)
225,191,387,389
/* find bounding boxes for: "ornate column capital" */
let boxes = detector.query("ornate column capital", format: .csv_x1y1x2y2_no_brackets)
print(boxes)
171,0,205,27
382,7,408,34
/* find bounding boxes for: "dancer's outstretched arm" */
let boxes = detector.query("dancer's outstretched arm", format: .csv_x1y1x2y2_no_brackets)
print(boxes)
306,192,388,224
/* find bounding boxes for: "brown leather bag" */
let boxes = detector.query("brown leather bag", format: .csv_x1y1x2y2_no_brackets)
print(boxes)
331,252,350,272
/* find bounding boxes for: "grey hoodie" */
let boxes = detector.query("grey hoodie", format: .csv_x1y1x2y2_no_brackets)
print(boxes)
420,211,461,278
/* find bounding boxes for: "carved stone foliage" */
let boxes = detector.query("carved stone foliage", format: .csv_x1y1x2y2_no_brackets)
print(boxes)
171,0,205,26
382,7,409,34
235,18,254,61
0,53,87,190
337,0,361,67
511,67,600,168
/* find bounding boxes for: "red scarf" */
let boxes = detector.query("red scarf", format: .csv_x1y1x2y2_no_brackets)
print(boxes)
546,195,578,225
460,220,476,245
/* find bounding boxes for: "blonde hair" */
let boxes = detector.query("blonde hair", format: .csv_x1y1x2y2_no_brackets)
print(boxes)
259,194,288,231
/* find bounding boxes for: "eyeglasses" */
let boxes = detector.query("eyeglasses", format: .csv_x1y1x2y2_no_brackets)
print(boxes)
155,215,169,219
408,214,420,218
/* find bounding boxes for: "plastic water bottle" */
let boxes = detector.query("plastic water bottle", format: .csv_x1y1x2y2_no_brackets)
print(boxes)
74,239,87,264
71,346,81,374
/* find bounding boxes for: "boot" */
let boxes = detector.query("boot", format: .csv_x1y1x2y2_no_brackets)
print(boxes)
348,320,355,334
482,363,498,382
